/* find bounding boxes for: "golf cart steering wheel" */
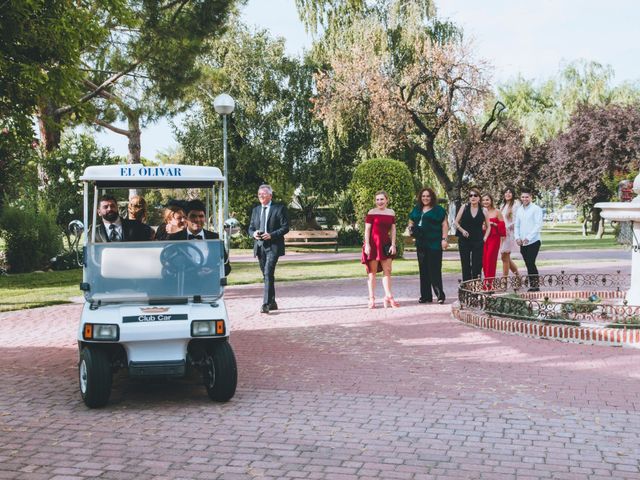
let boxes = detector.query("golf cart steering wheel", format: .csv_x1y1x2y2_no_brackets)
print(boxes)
160,242,206,276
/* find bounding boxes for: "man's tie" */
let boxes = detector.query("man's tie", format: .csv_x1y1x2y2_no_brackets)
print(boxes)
259,206,267,232
188,234,202,240
109,224,119,242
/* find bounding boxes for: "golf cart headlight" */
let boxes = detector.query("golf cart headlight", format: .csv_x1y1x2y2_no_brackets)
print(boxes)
83,323,119,341
191,320,225,337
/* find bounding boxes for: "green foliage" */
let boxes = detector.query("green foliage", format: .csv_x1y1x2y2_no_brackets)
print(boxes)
486,293,533,318
39,133,115,235
0,121,39,209
337,227,363,246
0,206,62,273
560,297,601,315
350,158,414,255
230,234,254,249
178,24,356,227
0,0,122,122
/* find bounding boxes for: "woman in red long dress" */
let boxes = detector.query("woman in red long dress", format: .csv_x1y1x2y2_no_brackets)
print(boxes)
361,190,399,309
482,193,506,288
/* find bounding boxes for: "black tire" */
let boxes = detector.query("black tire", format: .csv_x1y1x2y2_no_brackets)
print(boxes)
203,340,237,402
79,346,112,408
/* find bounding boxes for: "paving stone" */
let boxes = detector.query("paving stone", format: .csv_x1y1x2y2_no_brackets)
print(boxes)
1,265,639,479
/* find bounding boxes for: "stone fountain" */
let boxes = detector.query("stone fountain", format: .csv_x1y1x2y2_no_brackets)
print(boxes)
595,172,640,305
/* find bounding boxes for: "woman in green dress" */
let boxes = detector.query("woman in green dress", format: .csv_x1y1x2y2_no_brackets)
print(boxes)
408,187,449,303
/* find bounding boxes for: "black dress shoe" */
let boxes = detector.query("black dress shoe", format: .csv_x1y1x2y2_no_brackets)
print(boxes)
260,304,270,314
527,287,540,292
418,298,433,304
437,297,445,304
268,302,278,311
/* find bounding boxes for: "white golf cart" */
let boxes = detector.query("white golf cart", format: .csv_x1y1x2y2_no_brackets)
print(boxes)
75,164,236,408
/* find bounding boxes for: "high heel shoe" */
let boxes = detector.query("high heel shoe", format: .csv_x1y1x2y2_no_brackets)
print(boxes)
368,297,376,309
383,296,400,308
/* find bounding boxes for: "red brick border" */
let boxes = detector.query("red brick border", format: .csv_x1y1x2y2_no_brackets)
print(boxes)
452,289,640,349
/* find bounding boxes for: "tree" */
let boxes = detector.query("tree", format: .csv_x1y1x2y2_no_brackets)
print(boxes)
313,2,495,203
545,103,640,235
1,0,125,201
177,24,309,225
35,0,237,160
1,0,123,132
295,0,434,34
466,121,548,197
39,133,116,243
498,60,640,144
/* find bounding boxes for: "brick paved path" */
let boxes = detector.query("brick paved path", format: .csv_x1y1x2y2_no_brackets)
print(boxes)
1,263,639,479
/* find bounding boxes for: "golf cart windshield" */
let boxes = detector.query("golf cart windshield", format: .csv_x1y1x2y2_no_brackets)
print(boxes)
84,240,223,303
79,164,226,304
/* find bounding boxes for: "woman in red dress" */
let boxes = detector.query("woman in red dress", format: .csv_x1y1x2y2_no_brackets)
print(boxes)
481,193,506,288
361,191,399,309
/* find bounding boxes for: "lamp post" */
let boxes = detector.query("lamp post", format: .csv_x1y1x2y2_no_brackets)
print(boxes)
213,93,235,223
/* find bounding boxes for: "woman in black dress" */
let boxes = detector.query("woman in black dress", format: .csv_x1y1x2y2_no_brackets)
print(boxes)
454,187,491,281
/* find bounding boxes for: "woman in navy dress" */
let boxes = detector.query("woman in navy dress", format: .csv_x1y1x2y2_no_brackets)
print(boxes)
361,191,399,309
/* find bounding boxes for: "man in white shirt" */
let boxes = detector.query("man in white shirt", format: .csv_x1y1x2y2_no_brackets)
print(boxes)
515,189,543,291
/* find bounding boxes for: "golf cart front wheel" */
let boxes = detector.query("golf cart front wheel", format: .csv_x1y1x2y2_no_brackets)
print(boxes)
203,341,237,402
79,346,112,408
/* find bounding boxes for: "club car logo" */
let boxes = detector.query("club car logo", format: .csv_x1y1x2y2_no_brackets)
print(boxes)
123,308,188,323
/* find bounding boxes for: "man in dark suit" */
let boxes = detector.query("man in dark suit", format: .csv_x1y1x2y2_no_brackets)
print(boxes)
248,184,290,314
168,200,230,277
95,195,151,242
168,199,219,241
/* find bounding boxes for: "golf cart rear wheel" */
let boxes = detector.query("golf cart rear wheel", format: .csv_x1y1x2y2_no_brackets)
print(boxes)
203,341,237,402
79,346,112,408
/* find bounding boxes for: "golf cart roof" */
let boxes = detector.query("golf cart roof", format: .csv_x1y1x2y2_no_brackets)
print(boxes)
80,164,224,187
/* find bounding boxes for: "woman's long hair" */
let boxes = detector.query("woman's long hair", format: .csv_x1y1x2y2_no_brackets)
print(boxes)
416,187,437,208
501,187,516,220
482,193,495,209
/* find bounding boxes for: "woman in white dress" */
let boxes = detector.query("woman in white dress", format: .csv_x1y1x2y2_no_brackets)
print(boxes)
499,187,520,277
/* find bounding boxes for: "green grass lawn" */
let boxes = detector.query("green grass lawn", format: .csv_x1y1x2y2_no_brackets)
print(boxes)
0,254,620,313
0,221,625,312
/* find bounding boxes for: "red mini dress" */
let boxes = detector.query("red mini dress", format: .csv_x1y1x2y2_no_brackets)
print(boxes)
361,213,395,273
482,216,506,280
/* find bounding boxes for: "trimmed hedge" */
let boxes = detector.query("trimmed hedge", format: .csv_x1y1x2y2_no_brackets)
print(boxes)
350,158,414,256
0,206,62,273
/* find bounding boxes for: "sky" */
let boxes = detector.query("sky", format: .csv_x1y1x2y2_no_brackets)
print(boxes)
91,0,640,160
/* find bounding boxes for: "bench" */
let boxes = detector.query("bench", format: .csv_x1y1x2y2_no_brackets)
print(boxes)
284,230,339,251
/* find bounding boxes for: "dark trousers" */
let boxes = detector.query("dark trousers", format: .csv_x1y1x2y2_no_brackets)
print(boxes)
417,247,445,301
258,247,279,305
458,238,483,281
520,240,541,287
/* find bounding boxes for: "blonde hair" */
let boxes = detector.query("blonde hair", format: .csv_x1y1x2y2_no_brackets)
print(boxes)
163,205,185,223
481,193,495,209
375,190,389,201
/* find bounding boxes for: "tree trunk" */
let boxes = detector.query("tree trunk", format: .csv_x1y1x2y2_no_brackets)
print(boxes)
37,99,62,153
590,208,601,235
127,112,141,164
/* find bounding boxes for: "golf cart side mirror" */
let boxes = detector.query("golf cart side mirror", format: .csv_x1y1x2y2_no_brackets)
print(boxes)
68,220,84,236
223,218,239,229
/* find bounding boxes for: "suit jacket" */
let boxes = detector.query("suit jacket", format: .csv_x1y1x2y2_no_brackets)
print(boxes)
167,229,219,240
95,218,152,242
248,202,290,257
